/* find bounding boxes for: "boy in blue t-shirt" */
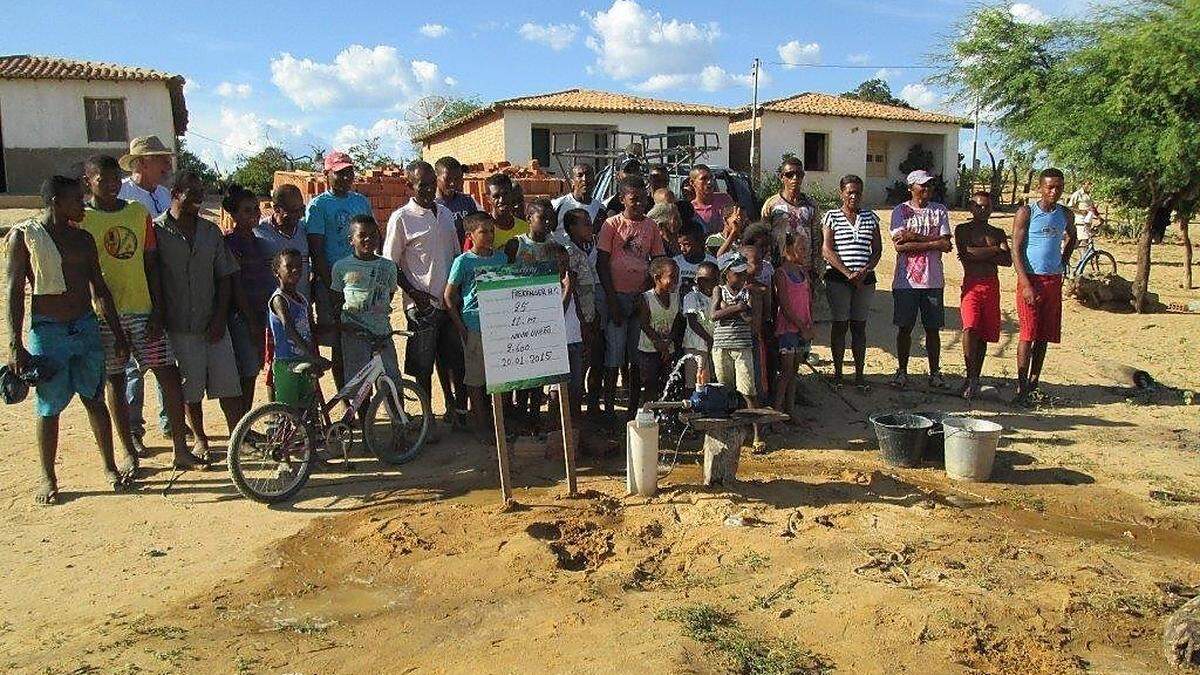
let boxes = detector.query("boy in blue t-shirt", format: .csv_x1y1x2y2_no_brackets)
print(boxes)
331,215,399,384
305,151,372,384
444,212,507,433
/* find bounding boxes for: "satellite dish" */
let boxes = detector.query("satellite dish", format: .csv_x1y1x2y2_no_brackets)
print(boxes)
405,95,449,126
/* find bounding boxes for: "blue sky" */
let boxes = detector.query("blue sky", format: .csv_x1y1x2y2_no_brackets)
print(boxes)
2,0,1091,170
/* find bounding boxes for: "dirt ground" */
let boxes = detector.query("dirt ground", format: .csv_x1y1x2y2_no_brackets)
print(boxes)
1,209,1198,674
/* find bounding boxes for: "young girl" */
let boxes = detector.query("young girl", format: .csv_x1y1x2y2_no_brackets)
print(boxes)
510,198,555,263
773,232,814,418
268,249,323,409
635,257,680,409
710,253,759,407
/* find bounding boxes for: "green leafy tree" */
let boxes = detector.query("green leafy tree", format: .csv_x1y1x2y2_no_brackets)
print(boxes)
841,78,915,109
228,147,317,195
934,0,1200,312
884,144,948,205
175,138,221,187
408,95,485,140
347,137,401,170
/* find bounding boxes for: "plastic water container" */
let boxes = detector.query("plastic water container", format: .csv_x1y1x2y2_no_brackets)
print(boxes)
627,418,659,497
943,417,1003,481
869,413,933,467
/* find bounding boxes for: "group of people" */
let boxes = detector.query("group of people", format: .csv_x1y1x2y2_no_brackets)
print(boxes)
4,132,1077,504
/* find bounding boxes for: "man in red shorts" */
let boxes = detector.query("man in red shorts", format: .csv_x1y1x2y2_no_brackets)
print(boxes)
1012,168,1077,405
954,191,1011,399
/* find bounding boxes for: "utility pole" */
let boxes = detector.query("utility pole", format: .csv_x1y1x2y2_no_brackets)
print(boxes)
749,57,760,184
971,103,980,171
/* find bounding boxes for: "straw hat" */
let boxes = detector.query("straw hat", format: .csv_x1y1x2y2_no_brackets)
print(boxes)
119,135,174,171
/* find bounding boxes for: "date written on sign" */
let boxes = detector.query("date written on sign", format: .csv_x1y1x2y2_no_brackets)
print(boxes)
476,266,570,394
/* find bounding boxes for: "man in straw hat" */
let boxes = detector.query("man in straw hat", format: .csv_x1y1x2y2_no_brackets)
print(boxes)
116,136,184,456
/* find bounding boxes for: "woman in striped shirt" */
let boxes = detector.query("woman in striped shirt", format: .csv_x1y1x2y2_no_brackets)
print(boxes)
821,175,883,390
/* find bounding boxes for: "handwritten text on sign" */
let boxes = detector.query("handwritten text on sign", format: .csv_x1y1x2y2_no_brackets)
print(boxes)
477,269,569,393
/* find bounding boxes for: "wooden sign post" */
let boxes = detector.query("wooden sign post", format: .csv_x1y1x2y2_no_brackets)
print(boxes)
476,263,576,503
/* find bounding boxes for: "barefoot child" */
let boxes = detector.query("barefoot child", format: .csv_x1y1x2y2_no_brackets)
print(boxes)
773,231,814,416
682,261,718,393
269,249,324,409
445,213,508,435
710,252,759,408
7,176,131,503
635,257,681,408
81,156,202,472
954,191,1012,399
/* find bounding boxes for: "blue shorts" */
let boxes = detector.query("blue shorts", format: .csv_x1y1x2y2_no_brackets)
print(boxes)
777,332,812,356
604,291,641,369
27,314,105,417
229,313,265,378
892,288,945,329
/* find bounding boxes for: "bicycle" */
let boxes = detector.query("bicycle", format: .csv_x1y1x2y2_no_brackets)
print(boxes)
226,321,432,504
1066,229,1118,279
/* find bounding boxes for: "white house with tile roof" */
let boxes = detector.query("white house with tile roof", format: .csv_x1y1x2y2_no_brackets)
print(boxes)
730,92,970,205
414,88,732,174
0,54,187,194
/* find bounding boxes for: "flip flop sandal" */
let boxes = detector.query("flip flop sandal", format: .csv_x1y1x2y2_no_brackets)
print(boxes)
890,372,908,389
929,373,947,389
35,488,59,506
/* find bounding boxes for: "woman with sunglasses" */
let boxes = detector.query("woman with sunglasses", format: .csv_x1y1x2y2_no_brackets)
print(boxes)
762,157,827,322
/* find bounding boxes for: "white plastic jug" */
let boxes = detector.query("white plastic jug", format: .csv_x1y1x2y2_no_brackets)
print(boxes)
626,418,659,497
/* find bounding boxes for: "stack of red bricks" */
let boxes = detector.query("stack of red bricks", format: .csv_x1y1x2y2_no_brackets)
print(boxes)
462,160,569,211
267,160,568,224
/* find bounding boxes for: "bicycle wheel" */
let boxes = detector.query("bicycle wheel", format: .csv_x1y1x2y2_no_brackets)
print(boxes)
1084,250,1118,277
227,403,315,504
362,378,432,465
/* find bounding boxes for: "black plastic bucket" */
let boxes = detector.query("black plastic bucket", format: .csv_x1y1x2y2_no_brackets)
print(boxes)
869,413,934,467
913,411,948,463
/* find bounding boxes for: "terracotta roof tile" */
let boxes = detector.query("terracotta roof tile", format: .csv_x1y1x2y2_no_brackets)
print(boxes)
743,92,967,126
0,54,181,83
414,88,730,142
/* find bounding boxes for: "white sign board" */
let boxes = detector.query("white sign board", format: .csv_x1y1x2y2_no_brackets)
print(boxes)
476,265,570,393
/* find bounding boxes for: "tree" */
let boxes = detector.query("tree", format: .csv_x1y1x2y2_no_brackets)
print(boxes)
346,137,401,170
841,79,915,109
934,1,1200,312
408,95,485,140
175,138,221,187
228,146,317,195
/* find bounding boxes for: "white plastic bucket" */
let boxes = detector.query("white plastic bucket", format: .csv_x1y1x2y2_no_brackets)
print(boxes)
942,417,1003,481
626,420,659,497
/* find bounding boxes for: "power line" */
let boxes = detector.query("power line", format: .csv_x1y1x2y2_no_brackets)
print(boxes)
763,62,937,70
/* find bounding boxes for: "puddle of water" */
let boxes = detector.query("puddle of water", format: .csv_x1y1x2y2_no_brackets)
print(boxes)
977,503,1200,561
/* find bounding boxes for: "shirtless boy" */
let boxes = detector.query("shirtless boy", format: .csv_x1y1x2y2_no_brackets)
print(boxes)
954,191,1012,399
6,176,131,504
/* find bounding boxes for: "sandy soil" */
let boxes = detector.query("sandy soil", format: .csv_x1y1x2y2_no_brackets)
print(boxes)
1,210,1197,674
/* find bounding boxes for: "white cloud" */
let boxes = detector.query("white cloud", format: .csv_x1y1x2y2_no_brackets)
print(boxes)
199,107,310,162
583,0,720,80
215,81,252,98
443,75,458,87
900,83,942,109
873,68,899,81
270,45,447,110
333,118,412,158
847,53,870,65
633,64,765,93
518,22,579,51
182,79,200,94
776,40,821,68
1009,3,1048,24
419,23,448,38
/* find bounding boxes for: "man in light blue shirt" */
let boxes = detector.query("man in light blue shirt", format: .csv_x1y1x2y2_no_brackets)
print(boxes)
305,151,372,386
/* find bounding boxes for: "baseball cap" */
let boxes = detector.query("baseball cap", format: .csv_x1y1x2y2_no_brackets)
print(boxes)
906,169,935,186
324,151,354,173
718,251,748,274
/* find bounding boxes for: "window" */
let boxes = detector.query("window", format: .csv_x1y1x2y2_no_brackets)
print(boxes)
84,98,128,143
530,128,551,170
866,140,888,178
803,132,828,172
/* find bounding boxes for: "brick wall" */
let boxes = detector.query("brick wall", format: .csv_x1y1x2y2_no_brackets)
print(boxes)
421,111,505,165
